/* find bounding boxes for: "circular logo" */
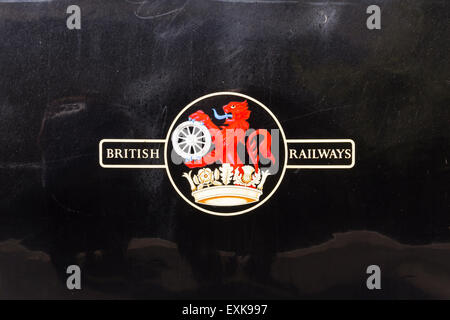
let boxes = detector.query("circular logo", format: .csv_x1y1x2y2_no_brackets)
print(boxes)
164,92,287,216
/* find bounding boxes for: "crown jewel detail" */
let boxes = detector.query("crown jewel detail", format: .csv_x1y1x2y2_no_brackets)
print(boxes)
181,164,271,206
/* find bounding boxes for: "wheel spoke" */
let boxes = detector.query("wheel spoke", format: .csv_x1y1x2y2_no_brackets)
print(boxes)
173,121,211,159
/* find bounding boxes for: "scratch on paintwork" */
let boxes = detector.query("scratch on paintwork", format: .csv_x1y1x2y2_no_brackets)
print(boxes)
125,0,190,20
51,193,81,214
211,0,356,5
303,1,356,6
43,153,97,164
0,152,97,170
221,47,245,63
280,104,355,124
0,162,41,169
212,0,299,3
0,0,53,2
44,102,86,120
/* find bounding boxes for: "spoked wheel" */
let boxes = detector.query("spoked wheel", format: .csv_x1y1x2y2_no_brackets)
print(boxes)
171,121,212,161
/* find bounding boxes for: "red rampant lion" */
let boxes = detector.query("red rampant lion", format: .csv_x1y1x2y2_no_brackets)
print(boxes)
185,100,276,174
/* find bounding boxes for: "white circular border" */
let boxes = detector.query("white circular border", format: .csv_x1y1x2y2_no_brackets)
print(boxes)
164,92,288,216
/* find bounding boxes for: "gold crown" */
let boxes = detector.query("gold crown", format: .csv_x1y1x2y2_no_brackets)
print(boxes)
181,164,271,206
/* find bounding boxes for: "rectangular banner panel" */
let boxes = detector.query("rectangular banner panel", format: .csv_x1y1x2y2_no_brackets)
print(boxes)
99,139,166,168
286,139,355,169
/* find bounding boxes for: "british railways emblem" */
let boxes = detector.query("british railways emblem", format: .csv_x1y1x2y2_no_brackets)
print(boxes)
99,92,355,216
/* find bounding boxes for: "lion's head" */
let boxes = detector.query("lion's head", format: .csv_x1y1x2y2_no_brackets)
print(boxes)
222,100,251,124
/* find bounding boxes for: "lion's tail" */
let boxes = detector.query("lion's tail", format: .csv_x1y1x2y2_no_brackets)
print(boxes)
246,129,276,172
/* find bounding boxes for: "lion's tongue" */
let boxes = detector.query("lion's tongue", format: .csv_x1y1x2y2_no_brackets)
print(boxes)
212,108,232,120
